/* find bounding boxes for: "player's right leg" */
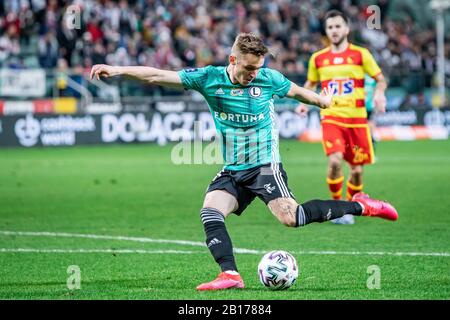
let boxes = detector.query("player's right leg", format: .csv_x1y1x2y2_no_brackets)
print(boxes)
322,122,346,201
268,195,398,228
197,190,245,291
327,152,345,200
259,162,397,226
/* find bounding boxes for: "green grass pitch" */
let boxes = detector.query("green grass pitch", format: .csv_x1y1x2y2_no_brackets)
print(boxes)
0,140,449,299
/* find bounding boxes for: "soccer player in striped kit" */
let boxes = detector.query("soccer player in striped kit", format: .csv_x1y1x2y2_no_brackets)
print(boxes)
299,10,388,224
90,32,397,291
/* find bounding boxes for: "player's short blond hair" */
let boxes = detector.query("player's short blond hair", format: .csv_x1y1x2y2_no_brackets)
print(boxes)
231,33,268,57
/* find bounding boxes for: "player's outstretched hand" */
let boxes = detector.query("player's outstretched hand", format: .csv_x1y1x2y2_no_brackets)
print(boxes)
90,64,119,81
295,104,309,117
374,92,387,113
318,86,333,109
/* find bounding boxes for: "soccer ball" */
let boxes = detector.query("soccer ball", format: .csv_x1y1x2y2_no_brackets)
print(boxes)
257,250,299,290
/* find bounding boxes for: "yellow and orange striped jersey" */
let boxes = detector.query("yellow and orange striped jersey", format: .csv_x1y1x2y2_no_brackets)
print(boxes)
307,43,381,120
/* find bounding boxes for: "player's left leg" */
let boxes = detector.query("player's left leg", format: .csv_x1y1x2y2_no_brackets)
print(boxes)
197,190,244,291
196,168,258,291
201,190,239,273
346,164,364,201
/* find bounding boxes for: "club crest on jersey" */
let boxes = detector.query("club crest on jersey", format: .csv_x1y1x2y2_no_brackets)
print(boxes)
230,88,244,96
249,86,262,97
185,68,198,73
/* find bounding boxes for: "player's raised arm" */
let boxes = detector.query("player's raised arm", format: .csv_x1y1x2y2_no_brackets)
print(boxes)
89,64,184,89
287,82,333,110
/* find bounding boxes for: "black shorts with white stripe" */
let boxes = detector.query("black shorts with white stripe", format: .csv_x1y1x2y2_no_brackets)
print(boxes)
206,163,295,215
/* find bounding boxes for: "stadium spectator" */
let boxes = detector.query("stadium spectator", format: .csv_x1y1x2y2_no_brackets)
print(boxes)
38,30,58,68
0,24,20,67
0,0,444,101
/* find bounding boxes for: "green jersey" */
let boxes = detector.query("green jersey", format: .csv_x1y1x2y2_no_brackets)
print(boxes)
178,66,291,171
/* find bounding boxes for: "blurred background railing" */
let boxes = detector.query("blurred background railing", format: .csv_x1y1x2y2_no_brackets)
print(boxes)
0,67,448,111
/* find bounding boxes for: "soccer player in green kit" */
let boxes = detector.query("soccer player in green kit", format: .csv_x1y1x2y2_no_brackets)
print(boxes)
91,33,397,291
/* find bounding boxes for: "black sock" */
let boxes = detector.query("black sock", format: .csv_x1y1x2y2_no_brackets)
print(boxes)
296,200,363,226
200,207,237,272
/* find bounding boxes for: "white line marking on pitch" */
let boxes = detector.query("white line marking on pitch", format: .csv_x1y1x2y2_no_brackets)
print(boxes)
0,248,202,254
0,248,449,257
291,250,450,257
0,230,258,254
0,230,449,257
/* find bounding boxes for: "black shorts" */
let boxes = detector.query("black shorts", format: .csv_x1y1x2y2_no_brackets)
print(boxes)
206,163,295,215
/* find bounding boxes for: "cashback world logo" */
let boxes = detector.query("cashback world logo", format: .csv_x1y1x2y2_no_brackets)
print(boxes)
14,114,95,147
15,114,40,147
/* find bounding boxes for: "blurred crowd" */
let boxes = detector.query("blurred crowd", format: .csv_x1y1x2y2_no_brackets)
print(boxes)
0,0,448,94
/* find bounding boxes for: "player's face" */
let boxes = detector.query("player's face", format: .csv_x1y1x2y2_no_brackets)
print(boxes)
325,16,349,46
231,53,264,86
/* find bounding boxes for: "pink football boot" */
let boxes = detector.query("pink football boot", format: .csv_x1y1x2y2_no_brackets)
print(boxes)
352,192,398,221
196,272,245,291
